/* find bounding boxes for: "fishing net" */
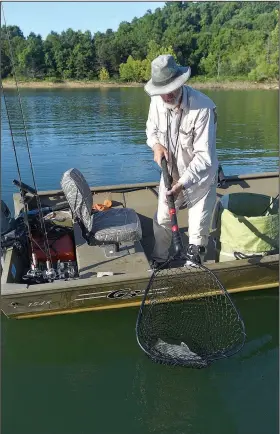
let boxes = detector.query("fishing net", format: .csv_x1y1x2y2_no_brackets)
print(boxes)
136,260,246,368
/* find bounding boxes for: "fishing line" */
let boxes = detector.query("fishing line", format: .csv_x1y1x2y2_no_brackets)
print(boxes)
1,6,55,278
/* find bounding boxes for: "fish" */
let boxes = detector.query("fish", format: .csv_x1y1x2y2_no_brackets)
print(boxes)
154,338,207,365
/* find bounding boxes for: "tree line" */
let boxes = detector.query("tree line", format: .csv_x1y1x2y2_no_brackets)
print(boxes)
1,1,278,83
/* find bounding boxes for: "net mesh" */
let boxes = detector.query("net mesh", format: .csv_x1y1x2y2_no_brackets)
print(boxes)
136,260,246,368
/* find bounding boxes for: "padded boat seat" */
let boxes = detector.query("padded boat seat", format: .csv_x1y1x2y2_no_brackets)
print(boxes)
61,168,142,245
92,207,141,243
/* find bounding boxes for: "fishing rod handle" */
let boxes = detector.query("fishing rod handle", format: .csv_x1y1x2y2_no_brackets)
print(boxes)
161,156,172,189
161,157,183,255
13,179,36,195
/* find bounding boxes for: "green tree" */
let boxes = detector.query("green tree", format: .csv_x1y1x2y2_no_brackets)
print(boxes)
1,25,26,78
99,67,110,81
67,31,95,79
17,32,45,78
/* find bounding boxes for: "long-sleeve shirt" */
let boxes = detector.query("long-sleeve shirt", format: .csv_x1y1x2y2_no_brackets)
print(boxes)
146,85,218,207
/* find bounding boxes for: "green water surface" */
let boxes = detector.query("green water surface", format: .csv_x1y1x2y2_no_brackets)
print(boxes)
1,289,278,434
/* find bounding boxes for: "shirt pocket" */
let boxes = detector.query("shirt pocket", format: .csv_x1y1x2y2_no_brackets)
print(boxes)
179,127,195,149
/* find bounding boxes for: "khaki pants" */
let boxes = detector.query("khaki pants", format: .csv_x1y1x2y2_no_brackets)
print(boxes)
151,181,217,262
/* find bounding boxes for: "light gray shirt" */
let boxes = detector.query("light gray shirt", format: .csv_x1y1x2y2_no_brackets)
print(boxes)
146,85,218,207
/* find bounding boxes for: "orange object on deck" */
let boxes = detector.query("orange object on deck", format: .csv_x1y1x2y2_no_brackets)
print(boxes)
103,200,112,208
92,199,112,212
32,233,75,262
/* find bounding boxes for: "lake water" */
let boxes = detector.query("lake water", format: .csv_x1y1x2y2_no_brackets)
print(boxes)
1,87,278,209
1,87,279,434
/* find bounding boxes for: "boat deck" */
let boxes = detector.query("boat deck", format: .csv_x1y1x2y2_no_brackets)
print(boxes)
8,171,280,274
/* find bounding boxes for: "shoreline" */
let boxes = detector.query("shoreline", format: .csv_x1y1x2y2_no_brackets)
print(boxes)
2,79,278,90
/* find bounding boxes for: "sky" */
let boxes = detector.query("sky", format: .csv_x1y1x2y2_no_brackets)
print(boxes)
2,1,166,39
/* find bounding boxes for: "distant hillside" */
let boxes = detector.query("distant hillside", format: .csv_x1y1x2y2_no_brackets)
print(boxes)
1,2,279,82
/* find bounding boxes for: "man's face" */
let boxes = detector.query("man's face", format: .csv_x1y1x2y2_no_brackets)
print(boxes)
160,87,182,105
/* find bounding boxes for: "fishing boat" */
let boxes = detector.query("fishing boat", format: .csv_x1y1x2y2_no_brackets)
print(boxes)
1,167,279,320
1,16,278,321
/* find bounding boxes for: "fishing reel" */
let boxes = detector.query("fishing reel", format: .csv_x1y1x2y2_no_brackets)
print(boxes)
22,268,45,284
22,257,77,285
43,268,57,282
22,255,57,284
1,224,28,257
56,260,77,280
22,267,57,284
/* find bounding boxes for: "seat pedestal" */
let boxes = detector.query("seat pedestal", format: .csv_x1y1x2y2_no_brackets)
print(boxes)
73,222,150,279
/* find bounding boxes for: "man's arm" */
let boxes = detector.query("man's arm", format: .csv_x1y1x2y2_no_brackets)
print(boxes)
146,100,160,149
178,107,217,188
146,99,169,166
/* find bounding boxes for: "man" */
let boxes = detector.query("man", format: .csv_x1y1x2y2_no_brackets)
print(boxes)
144,54,218,269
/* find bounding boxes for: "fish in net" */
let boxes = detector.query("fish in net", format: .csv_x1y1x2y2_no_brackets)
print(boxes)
136,157,246,368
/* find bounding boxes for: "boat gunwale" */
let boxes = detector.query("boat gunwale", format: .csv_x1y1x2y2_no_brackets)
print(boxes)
1,253,279,296
12,171,279,198
4,281,280,320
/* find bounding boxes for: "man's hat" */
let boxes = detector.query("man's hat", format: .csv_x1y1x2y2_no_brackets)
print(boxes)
144,54,191,97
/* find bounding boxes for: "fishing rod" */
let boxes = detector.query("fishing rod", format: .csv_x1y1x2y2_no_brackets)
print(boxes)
1,7,56,283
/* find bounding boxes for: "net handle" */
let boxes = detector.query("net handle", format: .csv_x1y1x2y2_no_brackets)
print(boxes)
161,156,184,256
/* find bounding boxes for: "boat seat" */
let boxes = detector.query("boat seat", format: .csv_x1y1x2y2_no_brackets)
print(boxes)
60,168,142,249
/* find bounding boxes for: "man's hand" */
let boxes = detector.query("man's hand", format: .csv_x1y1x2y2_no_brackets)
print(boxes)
153,143,168,167
166,182,184,200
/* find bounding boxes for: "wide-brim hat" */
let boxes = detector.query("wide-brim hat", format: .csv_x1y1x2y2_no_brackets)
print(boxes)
144,54,191,97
